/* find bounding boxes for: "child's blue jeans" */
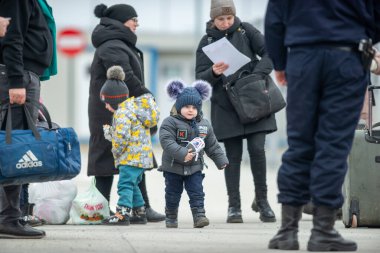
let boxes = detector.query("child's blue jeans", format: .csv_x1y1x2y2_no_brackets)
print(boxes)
164,171,205,210
117,165,145,208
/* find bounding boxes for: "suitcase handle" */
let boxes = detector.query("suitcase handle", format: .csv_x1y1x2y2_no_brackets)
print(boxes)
365,122,380,144
367,85,380,138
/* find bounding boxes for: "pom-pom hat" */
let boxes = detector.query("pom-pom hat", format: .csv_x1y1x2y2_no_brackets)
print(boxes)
166,80,212,114
100,66,129,110
94,3,137,24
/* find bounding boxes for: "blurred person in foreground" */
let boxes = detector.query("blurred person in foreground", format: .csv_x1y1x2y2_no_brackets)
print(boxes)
88,3,165,223
0,0,56,239
195,0,277,224
265,0,380,251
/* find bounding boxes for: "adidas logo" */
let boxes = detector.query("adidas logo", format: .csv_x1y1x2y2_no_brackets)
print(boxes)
16,150,43,169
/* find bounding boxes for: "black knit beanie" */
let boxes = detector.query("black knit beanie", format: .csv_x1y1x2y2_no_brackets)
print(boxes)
100,66,129,110
94,3,137,23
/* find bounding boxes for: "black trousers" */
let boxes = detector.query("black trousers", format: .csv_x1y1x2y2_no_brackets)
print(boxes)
0,65,40,223
224,132,267,208
95,172,151,208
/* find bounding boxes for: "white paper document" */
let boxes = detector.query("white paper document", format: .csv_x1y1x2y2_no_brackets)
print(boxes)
202,37,251,76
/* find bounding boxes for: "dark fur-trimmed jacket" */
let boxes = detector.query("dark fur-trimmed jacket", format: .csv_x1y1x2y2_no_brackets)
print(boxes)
159,113,228,176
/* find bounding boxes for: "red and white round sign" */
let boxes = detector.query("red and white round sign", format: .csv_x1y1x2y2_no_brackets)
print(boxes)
57,28,87,57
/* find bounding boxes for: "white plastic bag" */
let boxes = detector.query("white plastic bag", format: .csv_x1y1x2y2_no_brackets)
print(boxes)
29,180,77,224
70,178,110,224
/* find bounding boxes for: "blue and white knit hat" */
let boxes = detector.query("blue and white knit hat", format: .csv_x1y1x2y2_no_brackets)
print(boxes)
166,80,212,114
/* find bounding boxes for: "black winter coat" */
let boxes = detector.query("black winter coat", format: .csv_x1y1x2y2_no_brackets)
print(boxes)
0,0,53,88
87,18,147,176
195,17,277,141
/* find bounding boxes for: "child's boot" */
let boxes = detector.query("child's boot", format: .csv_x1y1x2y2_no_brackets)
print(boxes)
129,206,147,224
102,206,130,225
165,208,178,228
191,207,209,228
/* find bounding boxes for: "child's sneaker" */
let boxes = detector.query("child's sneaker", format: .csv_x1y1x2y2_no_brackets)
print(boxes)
19,215,46,227
129,206,147,224
102,206,130,225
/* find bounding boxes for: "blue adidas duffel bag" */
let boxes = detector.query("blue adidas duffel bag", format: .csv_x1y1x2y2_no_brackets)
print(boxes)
0,104,81,186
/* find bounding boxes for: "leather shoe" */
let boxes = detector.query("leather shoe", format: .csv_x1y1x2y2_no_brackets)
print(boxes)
146,207,165,222
0,220,45,239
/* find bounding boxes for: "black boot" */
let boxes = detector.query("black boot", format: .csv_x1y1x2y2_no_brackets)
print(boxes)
227,207,243,223
146,207,165,222
138,174,165,222
129,206,147,224
251,191,276,222
191,207,209,228
307,206,357,251
303,202,314,215
303,202,342,220
165,208,178,228
0,220,45,239
268,205,302,250
224,160,242,223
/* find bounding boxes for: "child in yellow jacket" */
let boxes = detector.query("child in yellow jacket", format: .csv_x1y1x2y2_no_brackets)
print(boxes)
100,66,159,225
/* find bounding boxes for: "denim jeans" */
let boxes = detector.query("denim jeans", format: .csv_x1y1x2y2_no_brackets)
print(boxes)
164,171,205,210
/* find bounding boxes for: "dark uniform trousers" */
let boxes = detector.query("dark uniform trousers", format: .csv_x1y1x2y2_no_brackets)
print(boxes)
277,46,368,208
0,64,40,223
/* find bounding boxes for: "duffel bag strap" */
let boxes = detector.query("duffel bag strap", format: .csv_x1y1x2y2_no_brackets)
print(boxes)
38,102,53,129
5,104,41,144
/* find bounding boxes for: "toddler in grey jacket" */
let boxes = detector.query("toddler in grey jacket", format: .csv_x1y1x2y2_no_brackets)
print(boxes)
159,79,228,228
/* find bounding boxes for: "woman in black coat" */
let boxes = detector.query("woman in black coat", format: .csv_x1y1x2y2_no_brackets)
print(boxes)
195,0,277,223
88,3,164,222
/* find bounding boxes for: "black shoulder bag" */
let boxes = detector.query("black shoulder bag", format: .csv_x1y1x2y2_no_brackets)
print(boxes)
222,24,286,124
225,71,286,124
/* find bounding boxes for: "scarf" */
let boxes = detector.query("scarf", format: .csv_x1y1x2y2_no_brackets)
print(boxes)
37,0,57,81
206,16,242,40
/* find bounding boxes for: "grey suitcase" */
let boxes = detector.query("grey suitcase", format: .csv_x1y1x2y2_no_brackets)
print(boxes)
343,85,380,228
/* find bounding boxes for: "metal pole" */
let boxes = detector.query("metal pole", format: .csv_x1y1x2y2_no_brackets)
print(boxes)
67,57,75,127
194,0,203,36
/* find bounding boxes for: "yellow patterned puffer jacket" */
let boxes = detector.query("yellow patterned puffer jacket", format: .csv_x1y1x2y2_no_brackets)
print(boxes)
104,93,159,169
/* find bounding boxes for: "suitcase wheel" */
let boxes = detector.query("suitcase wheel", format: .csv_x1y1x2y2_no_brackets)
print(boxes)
350,214,358,228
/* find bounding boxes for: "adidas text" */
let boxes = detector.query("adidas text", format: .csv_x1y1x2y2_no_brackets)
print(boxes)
16,161,43,169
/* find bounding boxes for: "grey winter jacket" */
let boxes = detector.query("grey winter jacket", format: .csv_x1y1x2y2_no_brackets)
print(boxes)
159,114,228,176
